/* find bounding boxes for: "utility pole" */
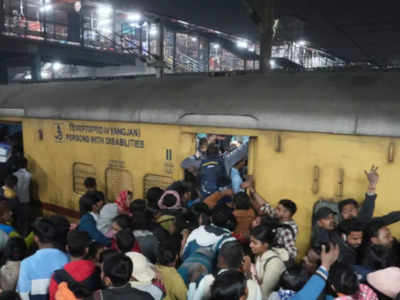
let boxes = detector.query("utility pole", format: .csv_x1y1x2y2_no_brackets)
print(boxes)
243,0,275,73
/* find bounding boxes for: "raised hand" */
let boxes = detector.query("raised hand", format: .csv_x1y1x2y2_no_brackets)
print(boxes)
321,243,339,270
365,165,379,189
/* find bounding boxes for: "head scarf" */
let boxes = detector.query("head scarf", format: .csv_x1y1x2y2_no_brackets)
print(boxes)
115,190,130,213
367,267,400,299
158,190,181,210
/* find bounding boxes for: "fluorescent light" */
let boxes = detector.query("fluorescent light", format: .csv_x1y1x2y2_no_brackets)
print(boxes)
191,37,197,42
237,40,248,49
41,71,49,79
149,25,158,36
213,43,220,49
52,62,62,71
97,5,112,17
297,40,307,47
128,12,142,22
130,23,140,28
270,59,276,68
40,4,52,12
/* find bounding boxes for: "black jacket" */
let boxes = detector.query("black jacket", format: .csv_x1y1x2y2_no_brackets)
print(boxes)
86,285,153,300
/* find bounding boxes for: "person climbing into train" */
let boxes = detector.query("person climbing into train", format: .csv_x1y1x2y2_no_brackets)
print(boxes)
181,137,209,178
231,158,252,194
199,143,226,199
249,187,298,259
78,192,110,247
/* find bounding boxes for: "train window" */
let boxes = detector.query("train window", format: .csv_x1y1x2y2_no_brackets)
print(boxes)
143,174,174,196
73,163,96,194
105,168,133,202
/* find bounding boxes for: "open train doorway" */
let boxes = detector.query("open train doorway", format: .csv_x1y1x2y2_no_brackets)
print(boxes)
182,133,251,201
0,121,23,185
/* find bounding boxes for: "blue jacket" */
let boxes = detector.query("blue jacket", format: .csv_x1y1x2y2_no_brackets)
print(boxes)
289,266,330,300
200,157,226,197
78,213,111,247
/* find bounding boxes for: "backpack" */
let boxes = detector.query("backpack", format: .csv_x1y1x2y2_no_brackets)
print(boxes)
53,268,101,299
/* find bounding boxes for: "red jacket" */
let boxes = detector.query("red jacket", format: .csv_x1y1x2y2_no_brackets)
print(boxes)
49,260,99,300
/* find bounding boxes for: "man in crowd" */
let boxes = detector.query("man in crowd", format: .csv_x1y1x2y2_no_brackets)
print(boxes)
362,219,399,270
16,218,69,300
337,218,364,265
49,230,101,300
249,187,298,259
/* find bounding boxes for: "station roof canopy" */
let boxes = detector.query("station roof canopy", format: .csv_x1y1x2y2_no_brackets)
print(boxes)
121,0,400,67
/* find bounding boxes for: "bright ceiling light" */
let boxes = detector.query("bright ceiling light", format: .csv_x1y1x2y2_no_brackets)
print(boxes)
149,25,158,36
191,37,197,42
128,12,142,22
213,43,220,49
237,40,248,49
41,71,49,79
97,5,112,17
130,22,140,28
52,62,62,71
297,40,308,47
40,4,52,12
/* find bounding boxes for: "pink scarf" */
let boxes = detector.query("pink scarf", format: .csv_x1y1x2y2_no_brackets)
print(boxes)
158,190,181,210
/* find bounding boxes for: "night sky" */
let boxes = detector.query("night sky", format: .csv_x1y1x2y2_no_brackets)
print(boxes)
122,0,400,66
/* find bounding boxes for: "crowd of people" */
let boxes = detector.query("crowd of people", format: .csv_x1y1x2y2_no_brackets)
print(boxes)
0,134,398,300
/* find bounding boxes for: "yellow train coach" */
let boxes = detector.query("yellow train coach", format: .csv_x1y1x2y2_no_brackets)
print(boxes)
0,71,399,256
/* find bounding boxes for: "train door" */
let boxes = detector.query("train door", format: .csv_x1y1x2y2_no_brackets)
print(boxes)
181,132,253,198
0,121,23,183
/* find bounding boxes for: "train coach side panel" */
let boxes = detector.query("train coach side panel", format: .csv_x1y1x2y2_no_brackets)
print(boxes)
253,131,400,258
22,118,186,219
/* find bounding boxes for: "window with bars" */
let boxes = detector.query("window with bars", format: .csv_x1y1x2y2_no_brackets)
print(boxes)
72,163,96,194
